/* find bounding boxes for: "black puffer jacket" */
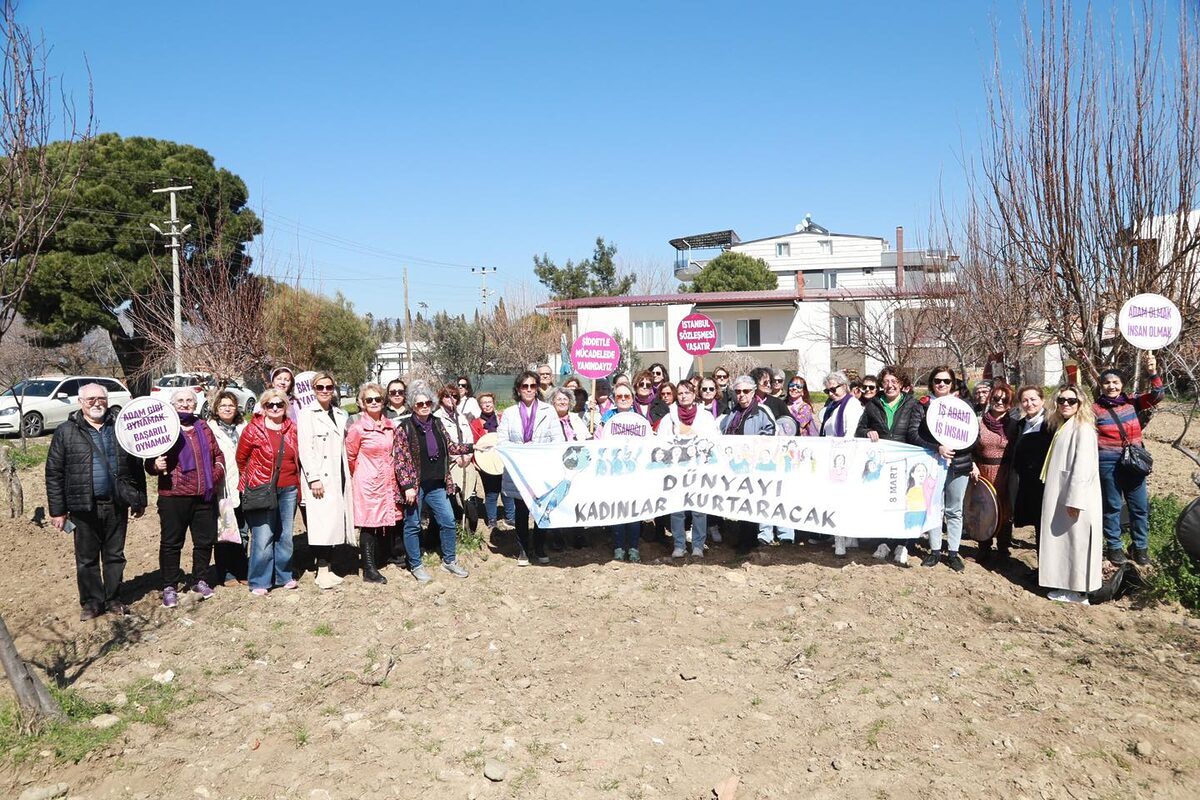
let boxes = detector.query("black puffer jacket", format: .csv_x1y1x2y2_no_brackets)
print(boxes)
45,410,147,516
855,393,923,443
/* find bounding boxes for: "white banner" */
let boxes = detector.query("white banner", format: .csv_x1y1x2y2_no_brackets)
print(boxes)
498,435,948,538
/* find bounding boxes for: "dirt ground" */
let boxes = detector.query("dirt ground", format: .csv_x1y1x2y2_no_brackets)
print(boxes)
2,411,1199,800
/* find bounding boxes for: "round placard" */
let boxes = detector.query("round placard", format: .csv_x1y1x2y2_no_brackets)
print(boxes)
925,395,979,450
676,313,717,356
963,475,999,542
570,332,621,379
473,432,504,475
115,396,180,458
602,411,653,439
1118,293,1181,350
293,370,318,411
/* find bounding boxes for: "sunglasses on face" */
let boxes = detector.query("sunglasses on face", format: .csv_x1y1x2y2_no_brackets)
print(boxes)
789,383,804,389
458,383,468,388
701,386,716,392
520,382,538,389
614,393,633,400
652,370,663,376
715,374,728,380
363,396,383,404
264,401,286,410
932,378,953,385
313,384,335,392
1056,397,1080,406
389,389,405,396
414,400,433,408
734,388,754,395
637,381,652,388
773,378,784,384
992,398,1009,405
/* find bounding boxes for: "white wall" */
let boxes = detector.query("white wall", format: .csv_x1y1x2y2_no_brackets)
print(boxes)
790,301,832,379
665,303,699,382
577,307,631,342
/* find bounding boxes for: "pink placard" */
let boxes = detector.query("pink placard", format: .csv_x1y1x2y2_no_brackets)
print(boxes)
676,313,717,356
570,331,621,379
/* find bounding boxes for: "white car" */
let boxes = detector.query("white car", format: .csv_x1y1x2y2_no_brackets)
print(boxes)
0,376,132,438
151,373,257,417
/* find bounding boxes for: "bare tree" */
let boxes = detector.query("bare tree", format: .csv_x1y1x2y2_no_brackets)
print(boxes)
0,1,92,344
974,0,1200,384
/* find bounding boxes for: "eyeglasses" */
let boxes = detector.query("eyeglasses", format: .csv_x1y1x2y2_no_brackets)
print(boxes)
363,396,383,404
313,383,335,392
519,382,538,389
388,389,405,396
734,388,754,395
825,383,843,392
637,381,652,388
1056,397,1080,406
932,378,953,385
614,393,633,400
991,398,1009,406
80,396,107,405
538,373,551,379
652,370,663,376
264,401,286,410
701,386,716,392
414,400,433,408
714,374,728,380
773,378,784,384
788,383,803,389
457,382,469,388
862,385,878,392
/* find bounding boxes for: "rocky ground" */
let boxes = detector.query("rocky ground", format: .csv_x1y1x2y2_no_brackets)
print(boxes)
1,411,1199,800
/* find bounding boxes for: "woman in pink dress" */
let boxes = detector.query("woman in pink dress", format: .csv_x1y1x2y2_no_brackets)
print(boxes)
345,383,402,585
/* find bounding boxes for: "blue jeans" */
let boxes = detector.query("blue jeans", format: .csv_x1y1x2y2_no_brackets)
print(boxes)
484,490,516,526
931,465,971,552
672,511,707,551
613,522,640,551
246,486,298,591
403,484,458,569
1099,454,1149,551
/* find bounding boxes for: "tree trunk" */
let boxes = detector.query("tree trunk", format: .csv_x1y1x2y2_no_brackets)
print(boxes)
110,328,152,396
0,613,63,724
0,446,23,519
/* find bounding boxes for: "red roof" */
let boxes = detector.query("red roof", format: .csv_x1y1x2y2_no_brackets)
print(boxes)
540,286,942,310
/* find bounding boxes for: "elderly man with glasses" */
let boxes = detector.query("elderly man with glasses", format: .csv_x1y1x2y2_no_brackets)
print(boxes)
536,364,555,400
46,384,147,620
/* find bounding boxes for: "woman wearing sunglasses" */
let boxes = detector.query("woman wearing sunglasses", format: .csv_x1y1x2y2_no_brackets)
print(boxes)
297,371,357,589
632,369,670,427
437,383,485,533
1040,385,1102,603
785,375,819,437
455,375,482,421
906,366,975,571
698,378,727,419
495,370,556,565
970,382,1018,564
598,383,650,561
394,382,471,581
346,383,402,586
236,388,302,595
384,379,410,422
658,380,717,558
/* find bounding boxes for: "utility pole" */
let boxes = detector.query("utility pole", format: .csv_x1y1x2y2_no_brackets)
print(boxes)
471,267,497,380
149,185,192,374
471,266,497,309
403,267,412,376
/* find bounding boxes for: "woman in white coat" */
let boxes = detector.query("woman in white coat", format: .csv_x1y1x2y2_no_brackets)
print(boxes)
297,371,356,590
211,391,248,585
1039,385,1102,604
658,380,718,558
548,386,591,550
496,370,556,565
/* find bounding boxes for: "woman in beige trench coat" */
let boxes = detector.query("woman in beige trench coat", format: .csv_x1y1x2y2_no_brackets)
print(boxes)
298,372,356,590
1039,385,1102,604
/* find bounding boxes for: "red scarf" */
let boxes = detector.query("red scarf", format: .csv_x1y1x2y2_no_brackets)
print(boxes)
677,403,697,426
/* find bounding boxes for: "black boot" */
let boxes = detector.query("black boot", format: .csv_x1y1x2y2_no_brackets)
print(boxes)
361,530,387,584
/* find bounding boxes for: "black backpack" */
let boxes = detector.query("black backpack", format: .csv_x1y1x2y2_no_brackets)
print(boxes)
1089,562,1146,604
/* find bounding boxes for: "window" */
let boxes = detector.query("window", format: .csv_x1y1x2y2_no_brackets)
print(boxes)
802,271,838,290
832,316,862,347
712,320,724,348
736,319,761,347
633,319,665,351
775,242,791,257
819,239,833,255
100,379,125,394
56,379,83,398
826,271,838,289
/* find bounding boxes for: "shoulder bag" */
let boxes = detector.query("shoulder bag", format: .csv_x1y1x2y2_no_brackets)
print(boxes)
1104,407,1153,478
241,428,287,511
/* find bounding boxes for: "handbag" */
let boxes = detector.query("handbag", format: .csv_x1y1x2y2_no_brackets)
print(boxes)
1104,407,1153,478
240,429,287,512
82,427,142,508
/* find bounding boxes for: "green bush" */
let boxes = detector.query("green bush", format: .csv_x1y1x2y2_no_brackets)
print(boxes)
1146,494,1200,613
6,442,49,469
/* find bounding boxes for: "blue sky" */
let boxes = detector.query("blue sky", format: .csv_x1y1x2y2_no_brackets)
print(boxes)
22,0,1034,319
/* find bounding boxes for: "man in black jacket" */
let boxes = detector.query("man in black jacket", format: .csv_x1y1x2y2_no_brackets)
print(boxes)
46,383,147,620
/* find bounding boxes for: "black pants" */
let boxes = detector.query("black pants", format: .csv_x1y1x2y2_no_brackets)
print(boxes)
513,498,545,558
158,495,217,589
73,500,128,608
735,519,761,553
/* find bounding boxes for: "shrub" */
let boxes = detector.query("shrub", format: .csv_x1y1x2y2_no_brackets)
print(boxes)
1146,494,1200,613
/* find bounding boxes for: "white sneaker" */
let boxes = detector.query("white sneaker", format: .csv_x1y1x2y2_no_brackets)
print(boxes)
691,547,704,558
671,547,686,558
710,529,722,543
873,543,891,560
848,538,859,548
517,551,530,567
833,536,847,557
1050,590,1090,605
314,566,340,591
894,545,910,566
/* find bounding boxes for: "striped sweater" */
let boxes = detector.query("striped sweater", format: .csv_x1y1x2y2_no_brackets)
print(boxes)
1092,374,1164,454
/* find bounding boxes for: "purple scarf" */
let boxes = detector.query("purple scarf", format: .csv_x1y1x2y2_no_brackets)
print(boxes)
706,399,720,417
981,411,1008,436
726,395,759,434
480,410,499,433
677,403,698,426
519,399,538,443
823,394,851,437
176,415,215,502
1096,393,1130,409
412,414,440,461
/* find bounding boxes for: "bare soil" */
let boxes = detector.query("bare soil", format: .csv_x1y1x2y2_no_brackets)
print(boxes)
1,412,1199,800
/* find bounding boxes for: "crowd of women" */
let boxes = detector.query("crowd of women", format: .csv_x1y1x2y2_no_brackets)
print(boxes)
143,353,1163,609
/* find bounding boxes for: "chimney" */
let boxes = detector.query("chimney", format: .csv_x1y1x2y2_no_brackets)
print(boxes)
895,226,905,290
794,270,805,300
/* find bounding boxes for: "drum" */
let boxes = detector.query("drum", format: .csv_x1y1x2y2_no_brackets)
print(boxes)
774,416,798,436
1176,496,1200,561
473,432,504,475
963,475,999,542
